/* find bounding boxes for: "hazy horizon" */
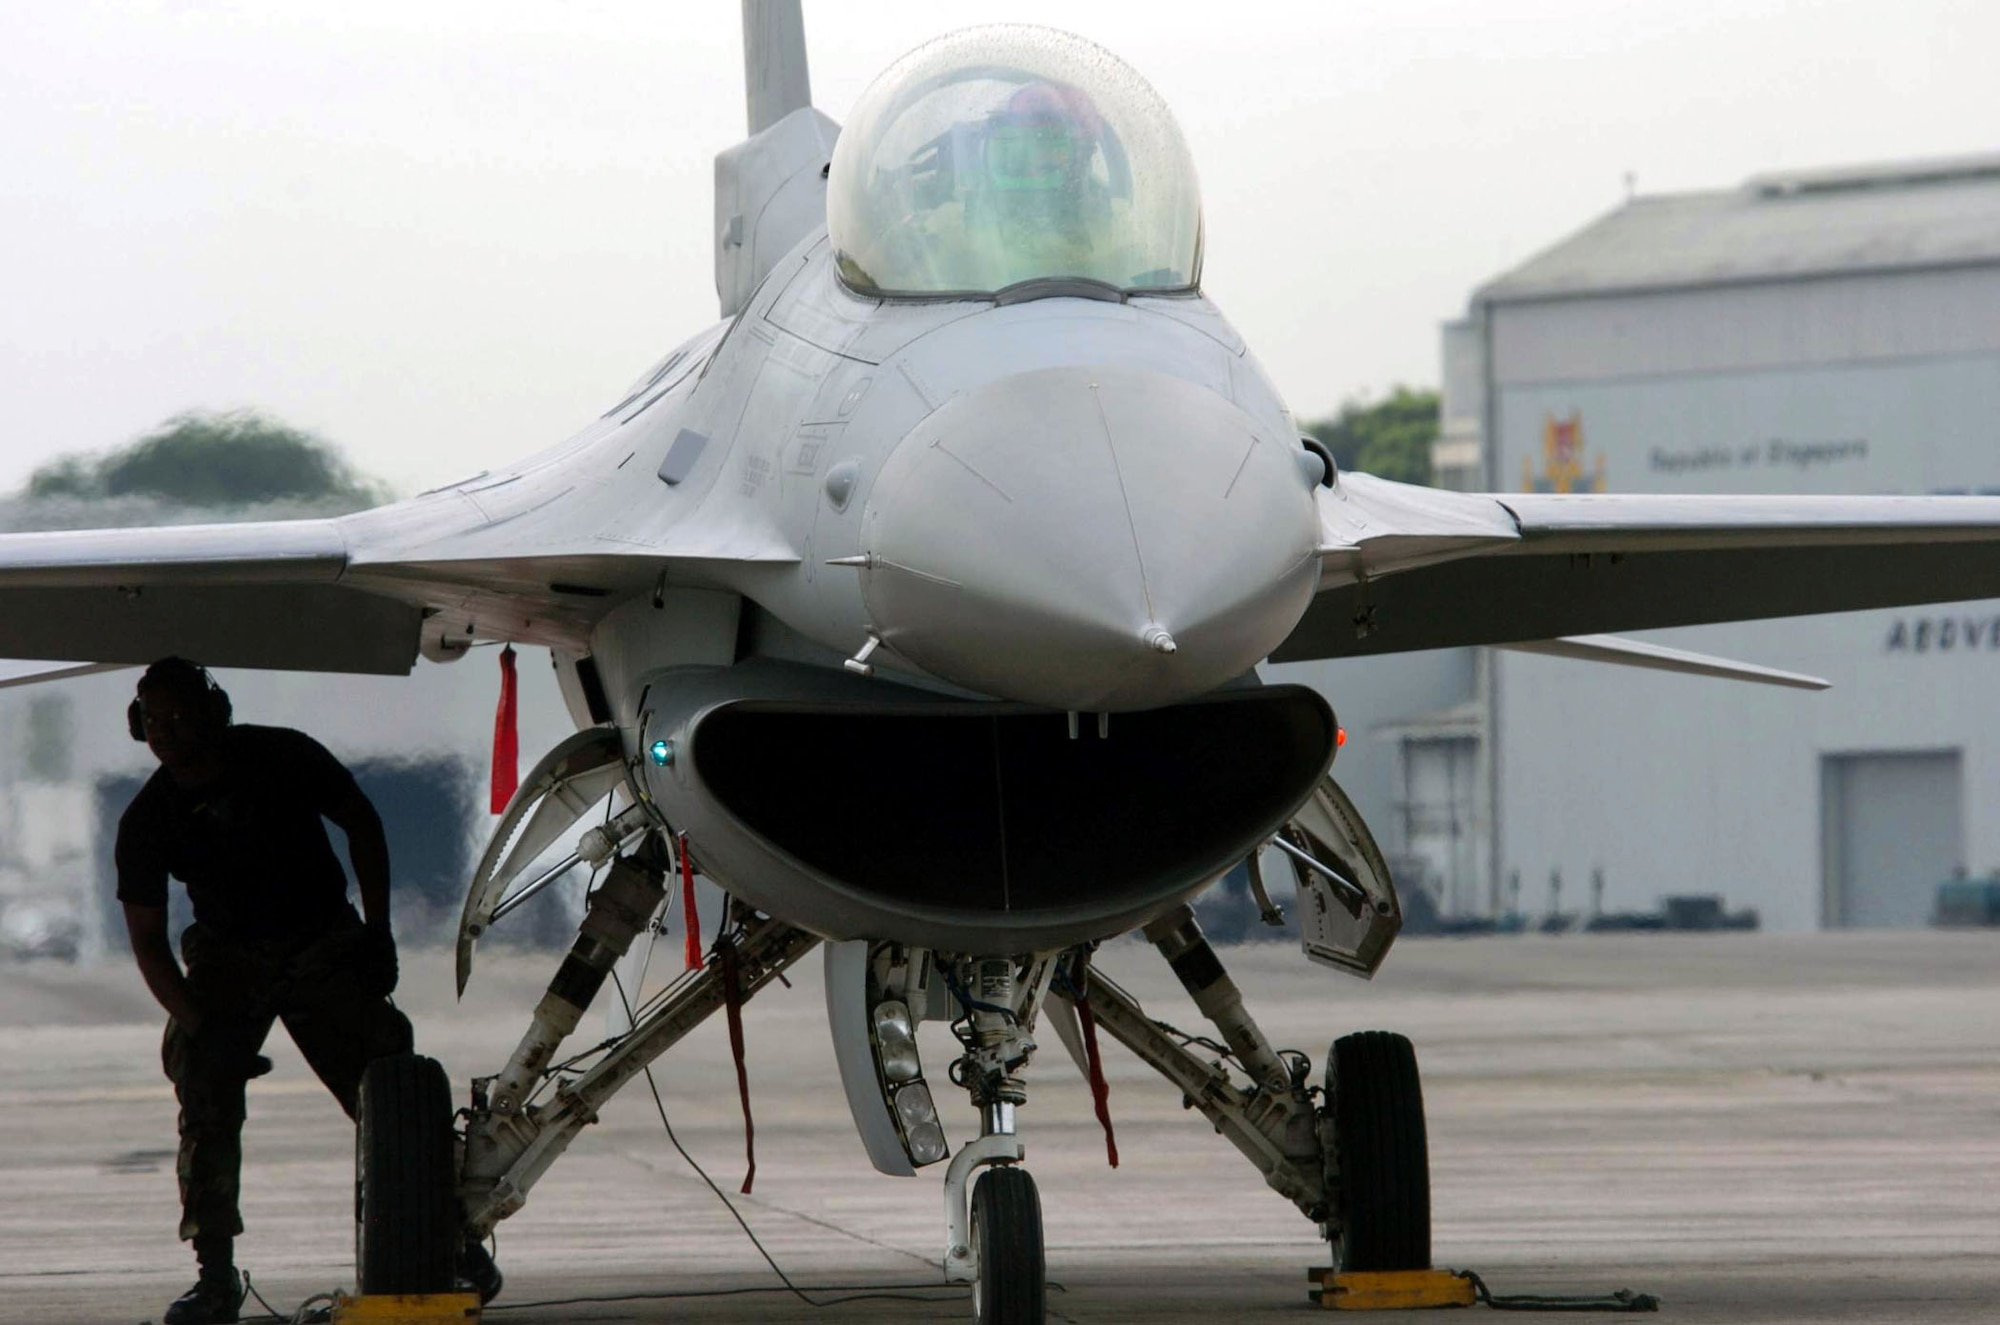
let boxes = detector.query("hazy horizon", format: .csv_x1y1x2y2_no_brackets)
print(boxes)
5,1,1994,499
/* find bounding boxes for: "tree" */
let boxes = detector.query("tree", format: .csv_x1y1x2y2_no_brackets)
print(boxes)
25,409,384,509
1303,387,1440,486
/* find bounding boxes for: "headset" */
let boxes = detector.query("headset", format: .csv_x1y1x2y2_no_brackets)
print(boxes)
127,657,233,742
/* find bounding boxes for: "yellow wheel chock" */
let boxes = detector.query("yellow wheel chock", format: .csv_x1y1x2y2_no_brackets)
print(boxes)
1310,1267,1479,1311
330,1291,482,1322
1310,1267,1660,1313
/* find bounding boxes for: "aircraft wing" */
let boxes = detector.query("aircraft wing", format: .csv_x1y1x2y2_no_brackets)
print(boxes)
0,518,435,674
1274,473,2000,663
0,659,129,689
0,508,791,676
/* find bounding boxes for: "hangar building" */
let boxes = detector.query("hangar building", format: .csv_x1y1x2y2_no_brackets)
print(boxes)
1325,151,2000,931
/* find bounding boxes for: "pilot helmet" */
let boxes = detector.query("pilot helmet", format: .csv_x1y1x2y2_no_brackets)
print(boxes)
982,81,1101,196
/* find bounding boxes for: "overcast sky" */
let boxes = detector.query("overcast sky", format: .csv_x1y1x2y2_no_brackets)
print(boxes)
4,1,1995,498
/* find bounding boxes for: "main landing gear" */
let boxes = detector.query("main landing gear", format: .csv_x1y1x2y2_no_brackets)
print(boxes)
1328,1030,1431,1272
355,1054,457,1295
411,828,822,1305
1044,905,1434,1284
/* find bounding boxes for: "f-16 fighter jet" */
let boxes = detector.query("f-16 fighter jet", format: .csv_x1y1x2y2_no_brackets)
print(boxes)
10,6,2000,1321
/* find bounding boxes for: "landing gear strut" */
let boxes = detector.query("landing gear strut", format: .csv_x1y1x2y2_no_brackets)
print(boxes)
1048,906,1435,1283
455,835,821,1238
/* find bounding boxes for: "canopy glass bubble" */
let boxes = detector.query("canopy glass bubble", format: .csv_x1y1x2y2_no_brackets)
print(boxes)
827,25,1204,298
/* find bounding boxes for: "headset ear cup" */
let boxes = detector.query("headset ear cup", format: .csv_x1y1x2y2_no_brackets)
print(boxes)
128,699,146,742
210,685,233,728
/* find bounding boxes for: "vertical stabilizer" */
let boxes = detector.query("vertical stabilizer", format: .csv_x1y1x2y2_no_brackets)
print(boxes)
743,0,811,135
719,0,834,317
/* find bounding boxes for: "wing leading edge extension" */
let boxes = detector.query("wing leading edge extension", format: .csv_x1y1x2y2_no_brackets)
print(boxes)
1275,473,2000,664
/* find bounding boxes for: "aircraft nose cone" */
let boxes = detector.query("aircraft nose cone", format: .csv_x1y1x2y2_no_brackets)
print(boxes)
859,365,1322,710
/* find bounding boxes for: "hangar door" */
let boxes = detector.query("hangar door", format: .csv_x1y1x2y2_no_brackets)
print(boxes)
1399,735,1478,915
1820,751,1963,928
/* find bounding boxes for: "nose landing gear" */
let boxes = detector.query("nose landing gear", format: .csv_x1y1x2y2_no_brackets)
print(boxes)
940,953,1054,1324
826,941,1057,1323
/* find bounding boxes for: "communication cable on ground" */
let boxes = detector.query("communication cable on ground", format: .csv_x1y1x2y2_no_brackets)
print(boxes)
231,1270,339,1323
579,967,980,1311
1459,1270,1659,1312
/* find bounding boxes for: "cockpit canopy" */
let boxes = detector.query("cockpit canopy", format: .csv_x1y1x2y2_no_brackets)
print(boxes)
827,25,1204,299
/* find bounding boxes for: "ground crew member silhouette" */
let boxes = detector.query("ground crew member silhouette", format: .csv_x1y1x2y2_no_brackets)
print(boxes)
114,657,441,1323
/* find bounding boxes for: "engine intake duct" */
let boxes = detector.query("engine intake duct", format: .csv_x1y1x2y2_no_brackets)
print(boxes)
668,680,1335,952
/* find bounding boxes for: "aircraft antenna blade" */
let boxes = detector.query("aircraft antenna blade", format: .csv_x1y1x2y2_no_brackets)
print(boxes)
1495,633,1830,690
742,0,811,135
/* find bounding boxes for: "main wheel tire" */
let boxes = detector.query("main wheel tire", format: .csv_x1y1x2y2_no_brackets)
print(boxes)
1327,1030,1431,1272
970,1165,1045,1324
356,1053,458,1295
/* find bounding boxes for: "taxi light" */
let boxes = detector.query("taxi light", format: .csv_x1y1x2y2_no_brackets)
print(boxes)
906,1119,948,1165
868,997,948,1165
894,1081,939,1129
872,1000,922,1083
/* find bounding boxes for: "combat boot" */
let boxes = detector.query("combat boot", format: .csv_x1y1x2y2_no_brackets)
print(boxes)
163,1266,243,1324
459,1238,504,1304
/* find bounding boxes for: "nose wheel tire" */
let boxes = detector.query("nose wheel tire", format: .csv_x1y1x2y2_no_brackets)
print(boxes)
1327,1030,1431,1272
970,1165,1045,1324
356,1053,458,1295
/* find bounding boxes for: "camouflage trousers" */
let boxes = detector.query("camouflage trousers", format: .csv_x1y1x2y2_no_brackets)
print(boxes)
161,917,413,1246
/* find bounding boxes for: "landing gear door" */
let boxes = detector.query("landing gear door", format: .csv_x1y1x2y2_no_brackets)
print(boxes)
457,727,634,995
1286,774,1400,979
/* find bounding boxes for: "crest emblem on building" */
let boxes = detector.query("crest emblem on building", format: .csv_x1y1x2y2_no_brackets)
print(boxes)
1521,412,1606,493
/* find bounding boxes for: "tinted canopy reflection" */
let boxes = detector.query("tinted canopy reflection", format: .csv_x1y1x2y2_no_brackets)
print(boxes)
828,25,1204,298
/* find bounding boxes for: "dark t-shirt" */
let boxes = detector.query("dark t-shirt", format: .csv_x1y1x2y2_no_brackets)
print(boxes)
116,725,362,943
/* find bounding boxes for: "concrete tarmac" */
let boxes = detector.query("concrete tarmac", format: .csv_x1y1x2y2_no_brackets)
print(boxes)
4,930,1998,1323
